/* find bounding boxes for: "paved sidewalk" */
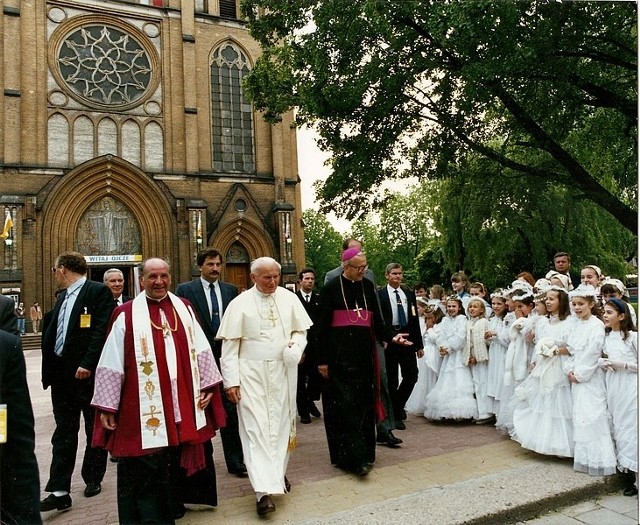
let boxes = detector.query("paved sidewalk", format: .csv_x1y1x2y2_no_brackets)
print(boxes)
25,348,635,524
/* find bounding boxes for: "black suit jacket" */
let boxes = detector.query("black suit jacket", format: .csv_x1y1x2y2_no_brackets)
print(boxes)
176,278,238,360
295,290,320,355
41,279,115,389
0,295,18,336
378,286,424,351
0,330,41,525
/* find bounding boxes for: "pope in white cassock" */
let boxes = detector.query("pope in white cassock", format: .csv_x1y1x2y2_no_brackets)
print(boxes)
218,257,312,516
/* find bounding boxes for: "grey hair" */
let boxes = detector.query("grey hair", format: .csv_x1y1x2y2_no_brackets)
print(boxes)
103,268,124,282
250,257,281,274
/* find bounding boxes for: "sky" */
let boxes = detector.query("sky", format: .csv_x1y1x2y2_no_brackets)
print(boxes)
296,125,352,234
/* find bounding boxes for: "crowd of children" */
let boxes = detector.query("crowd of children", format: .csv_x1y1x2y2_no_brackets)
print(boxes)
407,266,638,496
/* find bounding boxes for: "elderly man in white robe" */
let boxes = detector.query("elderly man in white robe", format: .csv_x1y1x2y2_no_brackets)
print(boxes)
218,257,312,516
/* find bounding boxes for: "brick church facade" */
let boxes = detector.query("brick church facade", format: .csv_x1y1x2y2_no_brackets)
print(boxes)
0,0,305,311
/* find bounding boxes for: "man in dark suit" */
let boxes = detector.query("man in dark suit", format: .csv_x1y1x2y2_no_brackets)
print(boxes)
0,294,18,335
103,268,133,306
378,263,424,431
176,248,245,476
0,330,41,525
294,268,322,424
40,251,114,512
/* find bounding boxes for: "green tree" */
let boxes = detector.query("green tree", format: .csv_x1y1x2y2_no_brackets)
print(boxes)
243,0,637,233
430,154,636,290
301,209,343,284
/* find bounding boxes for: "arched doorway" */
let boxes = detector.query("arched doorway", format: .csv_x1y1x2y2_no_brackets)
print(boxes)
211,217,276,293
40,156,175,308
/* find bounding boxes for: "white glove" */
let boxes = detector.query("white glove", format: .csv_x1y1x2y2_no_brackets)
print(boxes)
598,358,632,372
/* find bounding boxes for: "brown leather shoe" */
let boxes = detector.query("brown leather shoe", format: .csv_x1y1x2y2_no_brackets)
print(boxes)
256,495,276,515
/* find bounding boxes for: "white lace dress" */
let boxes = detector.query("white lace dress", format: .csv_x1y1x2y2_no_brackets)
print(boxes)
510,316,573,456
485,314,509,415
567,316,616,475
405,323,441,415
425,314,478,420
603,330,637,473
495,315,534,434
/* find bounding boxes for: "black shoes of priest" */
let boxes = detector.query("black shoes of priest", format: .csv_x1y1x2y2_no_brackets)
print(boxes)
84,483,102,498
309,403,321,418
228,462,247,476
300,415,312,424
256,495,276,515
40,493,72,512
624,486,638,496
377,430,403,447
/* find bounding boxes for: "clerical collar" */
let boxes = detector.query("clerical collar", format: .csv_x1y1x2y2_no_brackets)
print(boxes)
253,287,274,299
145,293,168,303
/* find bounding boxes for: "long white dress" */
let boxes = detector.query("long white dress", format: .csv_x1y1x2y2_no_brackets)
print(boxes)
485,314,509,415
425,314,478,420
510,316,573,456
567,315,616,476
405,322,441,415
602,330,637,474
495,315,534,434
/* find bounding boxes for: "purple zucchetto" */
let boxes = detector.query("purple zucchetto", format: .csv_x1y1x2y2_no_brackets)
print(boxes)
341,247,361,262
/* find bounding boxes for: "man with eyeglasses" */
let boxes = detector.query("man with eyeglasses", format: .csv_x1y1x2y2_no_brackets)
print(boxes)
317,249,413,476
40,251,114,512
324,238,402,448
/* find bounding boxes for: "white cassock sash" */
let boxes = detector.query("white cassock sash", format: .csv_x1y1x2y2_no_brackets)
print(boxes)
132,293,207,450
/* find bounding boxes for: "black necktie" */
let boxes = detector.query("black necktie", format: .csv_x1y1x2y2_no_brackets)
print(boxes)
209,283,220,334
305,294,310,303
395,290,407,328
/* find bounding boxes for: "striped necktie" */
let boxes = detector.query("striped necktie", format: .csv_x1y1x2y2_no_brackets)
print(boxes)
54,292,70,356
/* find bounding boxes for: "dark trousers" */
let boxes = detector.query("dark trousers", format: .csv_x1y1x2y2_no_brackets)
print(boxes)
45,377,107,493
375,341,396,434
296,358,323,417
118,452,174,525
385,343,418,420
219,395,244,470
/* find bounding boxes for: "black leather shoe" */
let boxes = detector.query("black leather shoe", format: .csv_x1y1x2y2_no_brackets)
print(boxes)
309,403,321,418
355,464,370,476
228,462,247,476
40,493,72,511
256,495,276,515
284,476,291,493
387,430,403,445
376,431,402,447
395,419,406,430
84,483,102,497
624,486,638,496
300,415,311,424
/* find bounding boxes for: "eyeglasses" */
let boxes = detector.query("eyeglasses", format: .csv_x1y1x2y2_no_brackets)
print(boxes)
51,266,58,273
348,264,368,272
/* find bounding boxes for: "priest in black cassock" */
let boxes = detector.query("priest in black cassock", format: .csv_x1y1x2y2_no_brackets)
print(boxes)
316,249,413,476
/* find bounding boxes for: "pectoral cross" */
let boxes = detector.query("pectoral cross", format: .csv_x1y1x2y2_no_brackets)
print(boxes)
267,308,279,327
353,302,364,319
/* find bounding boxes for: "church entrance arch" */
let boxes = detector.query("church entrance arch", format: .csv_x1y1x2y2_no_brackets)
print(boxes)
212,218,275,292
40,155,175,308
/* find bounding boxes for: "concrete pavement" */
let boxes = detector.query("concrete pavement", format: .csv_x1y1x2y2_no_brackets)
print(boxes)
24,348,637,524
